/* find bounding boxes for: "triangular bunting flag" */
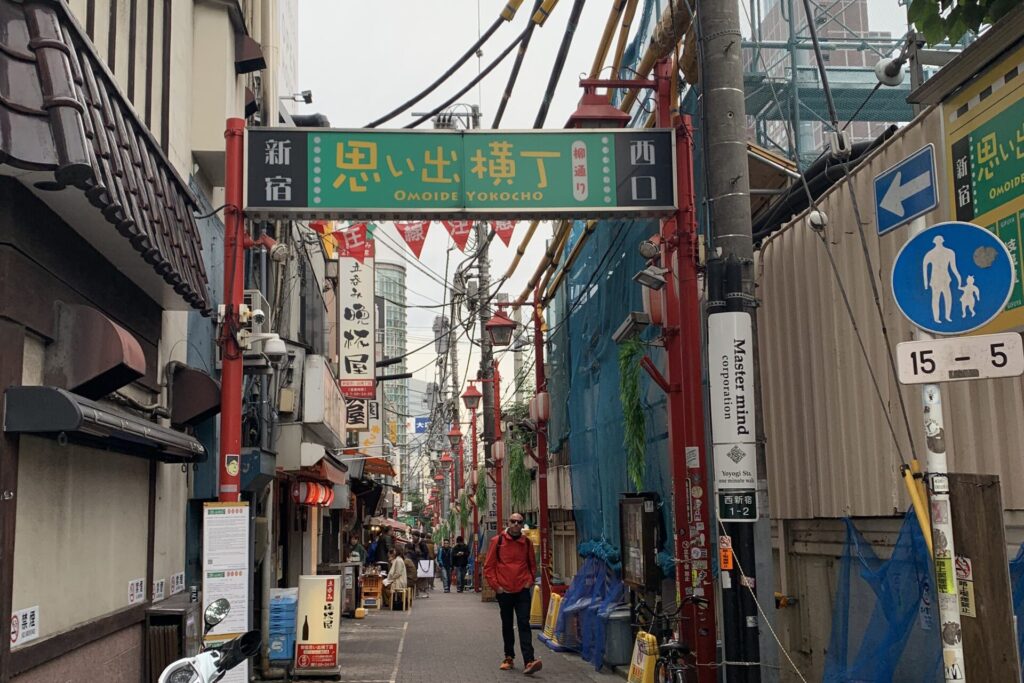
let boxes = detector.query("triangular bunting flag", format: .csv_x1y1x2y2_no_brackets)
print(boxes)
442,220,474,252
395,221,431,259
491,220,516,247
309,220,328,234
333,223,368,263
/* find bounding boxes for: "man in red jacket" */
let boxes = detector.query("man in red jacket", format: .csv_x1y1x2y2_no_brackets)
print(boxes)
484,513,542,675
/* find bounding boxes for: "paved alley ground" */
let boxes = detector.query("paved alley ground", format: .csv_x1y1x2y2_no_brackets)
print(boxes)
328,589,624,683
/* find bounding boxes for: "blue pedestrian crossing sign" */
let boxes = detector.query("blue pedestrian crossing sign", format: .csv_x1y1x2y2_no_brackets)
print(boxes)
874,144,938,235
891,222,1015,335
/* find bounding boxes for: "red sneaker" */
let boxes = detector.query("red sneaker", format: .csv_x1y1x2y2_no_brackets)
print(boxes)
500,657,514,671
524,659,543,675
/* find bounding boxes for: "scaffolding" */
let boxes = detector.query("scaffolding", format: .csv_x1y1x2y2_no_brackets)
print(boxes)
741,0,955,167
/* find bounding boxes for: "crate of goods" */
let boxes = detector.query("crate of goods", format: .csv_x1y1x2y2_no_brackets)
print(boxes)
268,589,298,662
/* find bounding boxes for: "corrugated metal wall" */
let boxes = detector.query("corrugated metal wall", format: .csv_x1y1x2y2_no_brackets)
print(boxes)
757,108,1024,518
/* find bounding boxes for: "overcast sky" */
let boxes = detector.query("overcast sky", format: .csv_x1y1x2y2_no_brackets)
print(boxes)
295,0,912,429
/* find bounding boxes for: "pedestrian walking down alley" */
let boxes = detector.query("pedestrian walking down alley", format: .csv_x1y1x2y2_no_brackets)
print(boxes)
325,593,622,683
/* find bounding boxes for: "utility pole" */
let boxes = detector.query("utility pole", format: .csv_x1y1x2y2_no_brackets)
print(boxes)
700,1,765,680
477,220,495,527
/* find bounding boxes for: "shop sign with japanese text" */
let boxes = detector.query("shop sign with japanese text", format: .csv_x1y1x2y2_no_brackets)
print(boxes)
245,128,676,219
337,242,376,399
295,574,341,671
945,42,1024,332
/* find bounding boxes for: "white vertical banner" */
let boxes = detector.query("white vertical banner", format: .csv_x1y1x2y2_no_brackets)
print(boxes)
338,241,376,399
708,312,759,523
202,502,251,683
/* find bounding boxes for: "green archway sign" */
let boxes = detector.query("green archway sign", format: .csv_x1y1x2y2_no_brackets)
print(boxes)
244,128,676,220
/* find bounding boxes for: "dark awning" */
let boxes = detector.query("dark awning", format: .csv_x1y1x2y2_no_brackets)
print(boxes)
4,386,205,463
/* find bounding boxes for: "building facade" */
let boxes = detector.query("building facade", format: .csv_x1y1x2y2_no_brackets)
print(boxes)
375,262,410,493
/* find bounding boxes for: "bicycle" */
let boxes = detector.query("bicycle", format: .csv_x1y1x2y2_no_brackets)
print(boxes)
634,595,708,683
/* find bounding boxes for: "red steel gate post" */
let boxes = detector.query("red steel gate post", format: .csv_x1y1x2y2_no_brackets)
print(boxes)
219,117,246,502
493,361,503,537
533,294,552,616
654,60,717,678
471,408,481,590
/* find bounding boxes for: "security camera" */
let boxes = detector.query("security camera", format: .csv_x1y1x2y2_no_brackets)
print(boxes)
263,336,287,362
251,309,267,326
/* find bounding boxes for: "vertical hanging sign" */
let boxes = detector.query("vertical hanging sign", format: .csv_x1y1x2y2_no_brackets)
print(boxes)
338,241,376,399
708,312,758,522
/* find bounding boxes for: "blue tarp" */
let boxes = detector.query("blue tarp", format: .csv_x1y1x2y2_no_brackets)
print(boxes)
824,510,942,682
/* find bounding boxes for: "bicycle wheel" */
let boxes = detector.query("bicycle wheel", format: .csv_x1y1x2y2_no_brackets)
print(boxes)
654,659,673,683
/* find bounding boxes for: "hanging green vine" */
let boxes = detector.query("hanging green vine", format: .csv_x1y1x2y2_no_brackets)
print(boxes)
447,509,456,535
508,439,531,509
476,466,488,509
619,337,647,492
458,492,471,530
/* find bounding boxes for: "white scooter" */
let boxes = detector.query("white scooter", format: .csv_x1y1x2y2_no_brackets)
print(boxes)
159,598,262,683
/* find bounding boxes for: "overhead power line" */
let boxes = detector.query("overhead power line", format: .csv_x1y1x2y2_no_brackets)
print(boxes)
533,0,589,128
365,15,506,128
405,26,531,129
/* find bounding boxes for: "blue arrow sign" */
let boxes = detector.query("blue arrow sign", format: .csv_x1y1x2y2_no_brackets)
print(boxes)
892,222,1015,335
874,144,938,235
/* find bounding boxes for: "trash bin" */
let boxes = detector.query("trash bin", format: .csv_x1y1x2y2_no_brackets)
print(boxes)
603,606,633,667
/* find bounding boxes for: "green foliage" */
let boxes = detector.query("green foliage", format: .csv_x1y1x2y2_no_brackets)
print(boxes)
907,0,1016,45
459,492,471,530
508,439,531,509
447,509,456,534
432,523,447,545
619,338,646,492
476,466,488,508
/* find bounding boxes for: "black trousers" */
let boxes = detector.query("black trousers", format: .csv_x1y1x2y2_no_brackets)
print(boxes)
454,565,467,591
497,588,535,663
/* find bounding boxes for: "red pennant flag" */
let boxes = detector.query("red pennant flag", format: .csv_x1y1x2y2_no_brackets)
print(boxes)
491,220,517,247
333,223,368,263
395,221,431,259
309,220,328,234
442,220,474,252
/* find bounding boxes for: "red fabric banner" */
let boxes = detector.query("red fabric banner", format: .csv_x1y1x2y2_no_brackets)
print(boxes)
333,223,368,263
442,220,474,252
395,221,431,259
491,220,517,246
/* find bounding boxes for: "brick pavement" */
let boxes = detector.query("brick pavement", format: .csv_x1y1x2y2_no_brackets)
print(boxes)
323,589,624,683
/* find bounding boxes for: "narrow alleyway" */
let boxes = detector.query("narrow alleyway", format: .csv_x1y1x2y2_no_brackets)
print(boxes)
327,590,623,683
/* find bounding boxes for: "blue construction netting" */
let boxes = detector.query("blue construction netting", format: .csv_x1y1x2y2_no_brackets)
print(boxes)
1011,543,1024,681
547,217,674,557
552,556,626,670
824,510,942,682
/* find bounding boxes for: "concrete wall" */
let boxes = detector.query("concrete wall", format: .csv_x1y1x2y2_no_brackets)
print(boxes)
12,438,149,641
11,625,141,683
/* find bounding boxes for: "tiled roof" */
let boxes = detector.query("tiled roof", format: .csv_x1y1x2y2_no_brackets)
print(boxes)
0,1,211,314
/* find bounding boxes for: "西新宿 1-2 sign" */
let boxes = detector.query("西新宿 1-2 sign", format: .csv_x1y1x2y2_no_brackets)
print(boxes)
244,128,676,219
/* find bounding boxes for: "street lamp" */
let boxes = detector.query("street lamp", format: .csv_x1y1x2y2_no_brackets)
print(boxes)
461,385,482,411
447,424,463,449
439,452,453,471
565,86,632,128
485,310,517,347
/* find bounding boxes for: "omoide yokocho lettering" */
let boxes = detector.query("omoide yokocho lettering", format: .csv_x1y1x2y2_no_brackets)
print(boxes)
391,190,547,203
